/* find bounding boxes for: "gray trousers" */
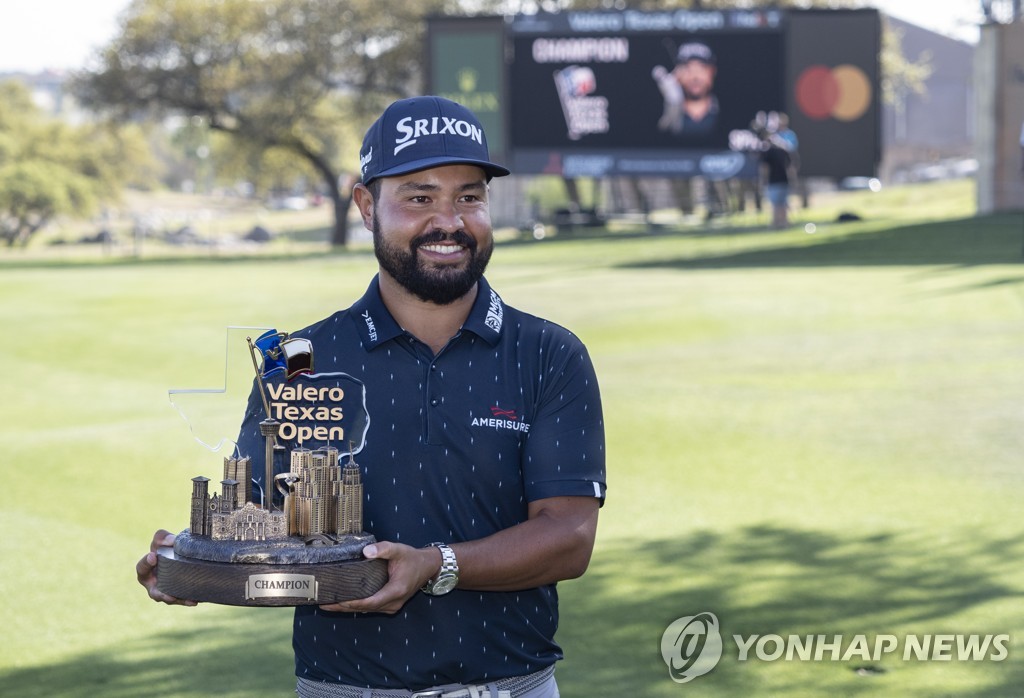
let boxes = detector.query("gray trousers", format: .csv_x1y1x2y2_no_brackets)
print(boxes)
296,667,558,698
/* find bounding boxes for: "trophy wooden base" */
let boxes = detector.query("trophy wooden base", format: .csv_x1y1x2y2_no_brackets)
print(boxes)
156,548,388,606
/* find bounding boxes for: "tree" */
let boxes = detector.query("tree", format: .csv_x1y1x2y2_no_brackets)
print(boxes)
0,81,152,247
73,0,455,247
880,17,933,118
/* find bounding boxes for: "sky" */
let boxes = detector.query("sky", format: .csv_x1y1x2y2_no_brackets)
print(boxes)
0,0,985,74
0,0,131,73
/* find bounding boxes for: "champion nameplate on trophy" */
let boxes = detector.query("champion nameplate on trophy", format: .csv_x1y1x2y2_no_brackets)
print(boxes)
157,329,387,606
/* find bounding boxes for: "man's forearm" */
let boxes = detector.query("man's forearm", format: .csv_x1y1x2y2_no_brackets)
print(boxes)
450,496,600,592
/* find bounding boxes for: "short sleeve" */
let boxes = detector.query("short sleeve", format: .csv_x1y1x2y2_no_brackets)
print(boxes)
522,333,606,505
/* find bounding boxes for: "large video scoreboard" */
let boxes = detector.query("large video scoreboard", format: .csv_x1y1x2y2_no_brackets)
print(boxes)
427,9,880,179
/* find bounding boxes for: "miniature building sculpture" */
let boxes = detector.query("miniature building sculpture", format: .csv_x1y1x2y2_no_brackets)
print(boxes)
284,447,364,537
189,446,365,542
224,456,252,507
339,456,364,535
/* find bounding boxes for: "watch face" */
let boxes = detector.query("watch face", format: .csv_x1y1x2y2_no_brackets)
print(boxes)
430,573,458,595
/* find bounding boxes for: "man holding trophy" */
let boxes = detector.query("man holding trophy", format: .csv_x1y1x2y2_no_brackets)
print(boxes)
136,96,607,698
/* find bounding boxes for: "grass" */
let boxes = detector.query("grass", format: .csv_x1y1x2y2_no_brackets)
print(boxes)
2,178,1024,696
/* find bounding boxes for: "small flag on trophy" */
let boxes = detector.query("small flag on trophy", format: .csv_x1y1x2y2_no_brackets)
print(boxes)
280,337,313,380
252,329,313,381
253,330,288,377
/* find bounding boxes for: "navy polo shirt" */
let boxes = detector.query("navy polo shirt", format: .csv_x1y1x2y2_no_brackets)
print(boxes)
235,275,606,690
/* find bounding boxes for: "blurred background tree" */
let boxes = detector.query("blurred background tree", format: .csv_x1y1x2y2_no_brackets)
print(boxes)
72,0,462,247
880,17,934,121
0,80,155,247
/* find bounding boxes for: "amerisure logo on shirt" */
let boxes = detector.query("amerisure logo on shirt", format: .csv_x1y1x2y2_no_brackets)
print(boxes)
471,405,531,433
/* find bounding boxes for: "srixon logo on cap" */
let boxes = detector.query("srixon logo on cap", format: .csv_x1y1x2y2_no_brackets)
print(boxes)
393,116,483,155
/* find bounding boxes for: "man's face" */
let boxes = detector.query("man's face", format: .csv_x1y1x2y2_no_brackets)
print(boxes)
362,164,493,305
674,60,716,101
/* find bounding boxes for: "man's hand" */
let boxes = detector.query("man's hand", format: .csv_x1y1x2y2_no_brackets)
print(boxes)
136,529,198,606
652,66,684,133
318,542,439,615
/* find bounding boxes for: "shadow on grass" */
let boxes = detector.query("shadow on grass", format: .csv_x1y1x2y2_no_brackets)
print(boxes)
618,214,1024,270
5,525,1021,697
2,610,296,698
556,525,1024,697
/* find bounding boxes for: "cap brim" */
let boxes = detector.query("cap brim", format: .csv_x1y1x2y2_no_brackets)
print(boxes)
365,156,511,184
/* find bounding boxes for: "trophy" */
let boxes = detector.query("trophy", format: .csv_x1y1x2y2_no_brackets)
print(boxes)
156,328,387,606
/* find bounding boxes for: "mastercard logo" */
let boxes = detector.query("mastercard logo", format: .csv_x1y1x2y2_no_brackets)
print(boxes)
795,64,872,121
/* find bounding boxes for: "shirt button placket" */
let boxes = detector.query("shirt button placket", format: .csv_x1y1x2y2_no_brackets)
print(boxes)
425,358,441,443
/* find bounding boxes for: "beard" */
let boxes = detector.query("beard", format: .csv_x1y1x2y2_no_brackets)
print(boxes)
372,212,493,305
682,83,710,101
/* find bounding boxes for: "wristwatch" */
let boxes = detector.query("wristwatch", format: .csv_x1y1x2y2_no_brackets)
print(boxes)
421,542,459,596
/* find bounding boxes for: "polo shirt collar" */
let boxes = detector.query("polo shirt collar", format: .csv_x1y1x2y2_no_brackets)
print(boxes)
350,276,404,350
462,276,505,346
351,275,505,350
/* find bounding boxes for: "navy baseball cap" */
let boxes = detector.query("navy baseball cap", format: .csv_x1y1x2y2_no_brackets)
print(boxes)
676,42,716,66
359,96,510,185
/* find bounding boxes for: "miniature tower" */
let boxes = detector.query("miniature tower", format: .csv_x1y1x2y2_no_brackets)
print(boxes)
223,456,252,507
310,451,332,534
288,448,309,534
259,418,280,510
246,333,290,511
221,479,239,513
338,451,364,535
190,476,211,536
318,447,341,533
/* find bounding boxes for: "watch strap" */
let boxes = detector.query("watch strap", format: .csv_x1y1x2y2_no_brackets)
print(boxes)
421,542,459,595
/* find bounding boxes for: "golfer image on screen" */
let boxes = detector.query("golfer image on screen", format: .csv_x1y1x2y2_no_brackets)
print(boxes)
652,41,719,137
